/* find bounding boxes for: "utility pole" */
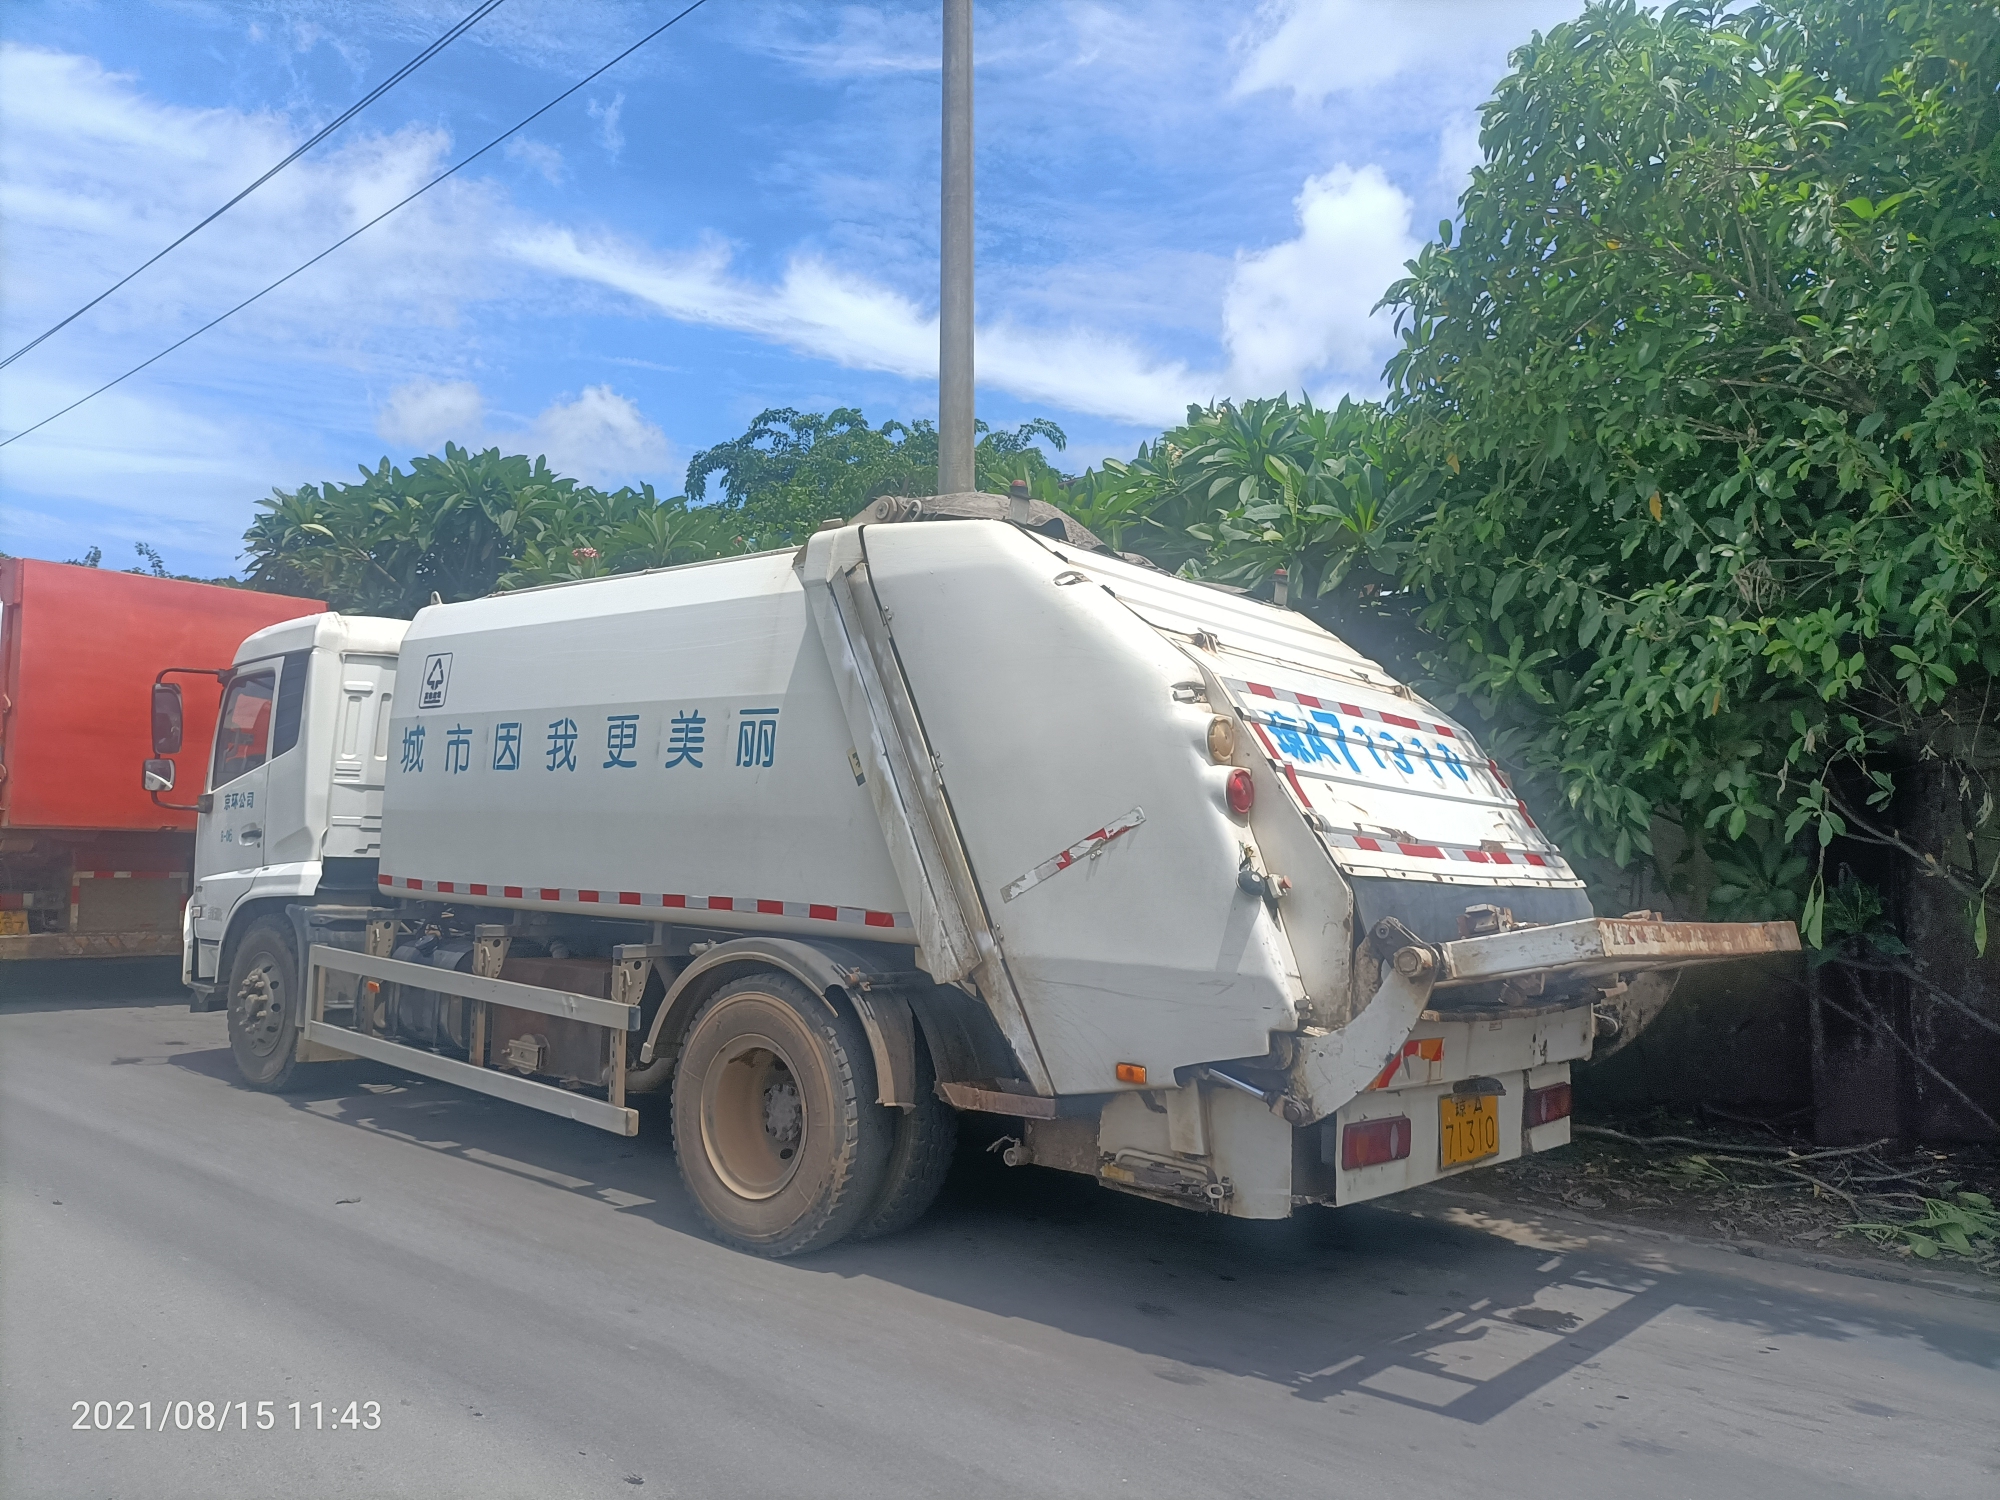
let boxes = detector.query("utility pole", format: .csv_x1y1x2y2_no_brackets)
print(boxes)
938,0,974,496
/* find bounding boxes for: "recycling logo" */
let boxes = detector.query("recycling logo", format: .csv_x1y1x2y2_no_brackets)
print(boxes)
419,652,453,710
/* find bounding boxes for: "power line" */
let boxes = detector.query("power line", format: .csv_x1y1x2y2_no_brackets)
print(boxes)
0,0,509,374
0,0,713,452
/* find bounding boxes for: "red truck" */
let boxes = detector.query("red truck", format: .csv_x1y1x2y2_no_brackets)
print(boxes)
0,558,322,960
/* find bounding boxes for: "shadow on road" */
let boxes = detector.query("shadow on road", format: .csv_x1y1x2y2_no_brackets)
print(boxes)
0,958,186,1011
165,1042,2000,1426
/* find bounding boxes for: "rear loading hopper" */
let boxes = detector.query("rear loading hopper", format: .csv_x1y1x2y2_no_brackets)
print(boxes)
205,504,1798,1252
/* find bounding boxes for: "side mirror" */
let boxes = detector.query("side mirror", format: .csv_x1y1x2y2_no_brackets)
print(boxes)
142,758,176,793
152,682,184,754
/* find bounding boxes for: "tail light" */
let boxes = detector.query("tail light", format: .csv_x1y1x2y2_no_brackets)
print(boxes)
1524,1082,1572,1129
1341,1115,1412,1170
1225,768,1255,816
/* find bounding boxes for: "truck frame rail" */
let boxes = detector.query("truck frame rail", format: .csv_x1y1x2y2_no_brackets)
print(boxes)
301,944,641,1136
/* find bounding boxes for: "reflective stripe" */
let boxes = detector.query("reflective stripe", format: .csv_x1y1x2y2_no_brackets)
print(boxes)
377,873,911,931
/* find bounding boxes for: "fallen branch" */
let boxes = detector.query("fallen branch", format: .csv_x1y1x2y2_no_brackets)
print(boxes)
1574,1125,1893,1162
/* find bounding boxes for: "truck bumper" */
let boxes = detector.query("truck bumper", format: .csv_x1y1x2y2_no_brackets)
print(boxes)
1328,1058,1573,1206
1304,1000,1592,1207
0,931,183,960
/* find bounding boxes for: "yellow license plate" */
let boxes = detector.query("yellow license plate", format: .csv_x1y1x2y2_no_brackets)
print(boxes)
1439,1093,1500,1168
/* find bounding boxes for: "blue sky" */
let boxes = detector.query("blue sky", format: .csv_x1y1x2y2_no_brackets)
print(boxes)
0,0,1584,578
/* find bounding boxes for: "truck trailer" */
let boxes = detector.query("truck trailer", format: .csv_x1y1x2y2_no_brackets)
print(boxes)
0,557,323,960
162,498,1798,1255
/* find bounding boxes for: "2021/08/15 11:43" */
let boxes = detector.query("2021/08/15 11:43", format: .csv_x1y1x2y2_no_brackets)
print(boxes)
71,1399,383,1431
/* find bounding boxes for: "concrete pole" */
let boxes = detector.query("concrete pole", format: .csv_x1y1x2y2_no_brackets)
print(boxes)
938,0,975,496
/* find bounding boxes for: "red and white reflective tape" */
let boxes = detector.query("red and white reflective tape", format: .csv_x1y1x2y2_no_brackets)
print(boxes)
376,873,910,931
1001,807,1147,903
68,869,189,929
1319,827,1555,870
1227,678,1458,739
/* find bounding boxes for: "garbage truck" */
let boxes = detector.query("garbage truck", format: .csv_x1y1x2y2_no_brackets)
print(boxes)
158,495,1799,1255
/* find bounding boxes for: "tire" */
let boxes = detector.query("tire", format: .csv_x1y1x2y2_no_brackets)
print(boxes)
852,1031,957,1241
671,973,893,1257
226,917,307,1091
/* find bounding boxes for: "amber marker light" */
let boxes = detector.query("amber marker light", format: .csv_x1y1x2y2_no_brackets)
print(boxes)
1115,1062,1147,1085
1207,715,1238,762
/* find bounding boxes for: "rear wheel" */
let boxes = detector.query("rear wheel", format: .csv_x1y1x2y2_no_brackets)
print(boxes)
672,973,892,1257
852,1031,956,1240
226,918,307,1091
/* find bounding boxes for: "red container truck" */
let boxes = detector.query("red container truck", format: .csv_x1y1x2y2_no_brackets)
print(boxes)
0,558,322,959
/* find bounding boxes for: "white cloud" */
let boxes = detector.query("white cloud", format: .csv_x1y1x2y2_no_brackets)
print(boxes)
1234,0,1581,105
508,228,1209,425
365,377,672,487
0,45,511,358
1221,164,1418,397
504,134,566,184
375,377,485,448
511,384,670,486
587,93,625,158
1433,110,1484,198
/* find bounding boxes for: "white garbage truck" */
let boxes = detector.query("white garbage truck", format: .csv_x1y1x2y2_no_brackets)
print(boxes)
154,496,1798,1255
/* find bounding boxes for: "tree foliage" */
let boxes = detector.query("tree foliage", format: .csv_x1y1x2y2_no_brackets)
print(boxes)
1381,0,2000,937
685,407,1070,550
244,414,1075,617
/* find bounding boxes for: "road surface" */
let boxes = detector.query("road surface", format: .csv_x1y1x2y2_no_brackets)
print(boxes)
4,961,1996,1499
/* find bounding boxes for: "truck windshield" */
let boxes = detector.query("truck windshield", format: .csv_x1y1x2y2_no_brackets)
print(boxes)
212,670,275,788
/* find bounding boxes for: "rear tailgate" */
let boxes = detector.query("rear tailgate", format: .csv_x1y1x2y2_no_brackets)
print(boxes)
1049,544,1581,891
1214,652,1582,890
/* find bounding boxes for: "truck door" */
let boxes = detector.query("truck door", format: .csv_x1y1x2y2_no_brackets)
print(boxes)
324,654,395,858
190,663,277,980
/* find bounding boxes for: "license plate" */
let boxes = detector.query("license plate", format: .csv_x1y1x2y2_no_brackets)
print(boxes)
1439,1093,1500,1168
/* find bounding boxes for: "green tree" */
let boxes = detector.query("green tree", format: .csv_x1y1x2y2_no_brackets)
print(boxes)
244,441,751,613
1380,0,2000,943
686,407,1070,549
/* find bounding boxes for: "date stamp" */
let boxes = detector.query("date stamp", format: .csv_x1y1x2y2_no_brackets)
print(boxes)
71,1399,382,1432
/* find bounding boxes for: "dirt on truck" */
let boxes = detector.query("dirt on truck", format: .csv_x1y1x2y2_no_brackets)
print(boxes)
0,557,323,961
165,496,1800,1256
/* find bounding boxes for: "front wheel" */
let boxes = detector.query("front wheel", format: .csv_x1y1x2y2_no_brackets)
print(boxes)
672,973,892,1257
226,917,307,1091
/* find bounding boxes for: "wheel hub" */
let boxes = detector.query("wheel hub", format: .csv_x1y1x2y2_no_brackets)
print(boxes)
763,1079,802,1159
700,1035,807,1201
232,963,285,1057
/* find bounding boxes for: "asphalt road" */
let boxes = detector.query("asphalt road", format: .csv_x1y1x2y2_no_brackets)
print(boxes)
4,962,1997,1500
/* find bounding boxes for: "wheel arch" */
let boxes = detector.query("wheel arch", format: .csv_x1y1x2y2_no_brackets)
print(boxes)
640,936,924,1108
215,896,304,997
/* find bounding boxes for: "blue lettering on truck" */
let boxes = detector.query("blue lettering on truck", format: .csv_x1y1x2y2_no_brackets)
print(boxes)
546,718,579,772
603,714,640,769
663,710,706,769
736,708,779,769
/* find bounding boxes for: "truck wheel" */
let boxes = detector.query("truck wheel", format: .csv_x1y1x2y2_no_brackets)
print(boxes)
672,973,892,1257
852,1031,957,1241
226,918,306,1091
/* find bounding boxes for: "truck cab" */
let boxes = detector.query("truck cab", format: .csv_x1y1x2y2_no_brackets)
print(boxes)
181,614,406,1003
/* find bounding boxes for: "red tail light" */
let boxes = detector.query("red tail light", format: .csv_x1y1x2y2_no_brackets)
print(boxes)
1341,1115,1412,1170
1524,1082,1572,1129
1226,768,1255,816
